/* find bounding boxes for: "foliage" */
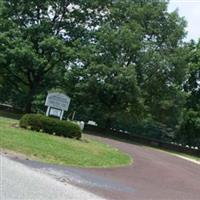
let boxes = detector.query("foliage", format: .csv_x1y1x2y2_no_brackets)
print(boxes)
65,1,187,128
184,41,200,112
176,110,200,147
175,41,200,147
20,114,82,139
0,0,111,112
0,1,198,145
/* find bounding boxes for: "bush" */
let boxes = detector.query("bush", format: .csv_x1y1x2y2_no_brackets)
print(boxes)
113,117,174,142
20,114,82,139
176,110,200,147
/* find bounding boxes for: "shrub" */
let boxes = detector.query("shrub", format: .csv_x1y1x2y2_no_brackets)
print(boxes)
176,110,200,147
20,114,82,139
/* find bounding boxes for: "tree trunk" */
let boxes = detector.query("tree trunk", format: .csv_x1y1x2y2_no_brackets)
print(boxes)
25,99,33,113
24,84,37,113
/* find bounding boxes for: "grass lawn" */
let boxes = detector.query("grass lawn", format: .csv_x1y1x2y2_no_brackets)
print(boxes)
0,116,132,168
157,148,200,162
146,146,200,163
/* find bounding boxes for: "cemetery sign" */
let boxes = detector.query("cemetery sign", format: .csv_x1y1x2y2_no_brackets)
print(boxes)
45,92,71,120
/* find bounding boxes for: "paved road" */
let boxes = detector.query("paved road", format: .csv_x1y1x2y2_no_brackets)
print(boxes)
0,155,104,200
2,134,200,200
81,135,200,200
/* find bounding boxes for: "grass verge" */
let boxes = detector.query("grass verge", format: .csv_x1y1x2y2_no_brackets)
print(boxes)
146,146,200,164
159,149,200,162
0,116,132,168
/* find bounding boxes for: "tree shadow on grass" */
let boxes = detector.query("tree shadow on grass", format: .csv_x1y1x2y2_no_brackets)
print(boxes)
0,110,23,120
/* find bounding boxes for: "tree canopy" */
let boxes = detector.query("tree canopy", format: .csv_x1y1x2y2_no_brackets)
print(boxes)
0,0,111,112
0,0,199,146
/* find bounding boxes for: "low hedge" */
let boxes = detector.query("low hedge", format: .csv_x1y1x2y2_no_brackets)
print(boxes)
20,114,82,139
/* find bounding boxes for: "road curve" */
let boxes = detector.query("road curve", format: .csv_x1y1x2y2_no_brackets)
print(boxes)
2,134,200,200
80,135,200,200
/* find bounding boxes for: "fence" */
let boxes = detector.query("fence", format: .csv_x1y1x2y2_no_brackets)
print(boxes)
85,124,200,157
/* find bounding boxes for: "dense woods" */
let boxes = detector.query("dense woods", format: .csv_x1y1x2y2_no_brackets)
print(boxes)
0,0,199,146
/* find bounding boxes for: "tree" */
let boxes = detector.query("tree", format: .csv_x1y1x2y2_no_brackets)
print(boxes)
176,110,200,147
66,62,142,128
173,41,200,146
0,0,189,134
0,0,111,112
184,41,200,112
65,1,187,128
133,4,188,127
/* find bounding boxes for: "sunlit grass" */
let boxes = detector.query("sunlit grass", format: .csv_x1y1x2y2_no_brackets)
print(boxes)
0,116,132,168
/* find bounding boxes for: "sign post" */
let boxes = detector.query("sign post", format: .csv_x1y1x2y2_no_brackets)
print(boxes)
45,92,71,120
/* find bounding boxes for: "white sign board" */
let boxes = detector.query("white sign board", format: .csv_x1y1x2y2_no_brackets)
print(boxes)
49,108,62,118
45,93,71,111
45,92,71,120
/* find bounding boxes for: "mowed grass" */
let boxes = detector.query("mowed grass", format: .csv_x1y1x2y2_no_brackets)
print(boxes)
0,116,132,168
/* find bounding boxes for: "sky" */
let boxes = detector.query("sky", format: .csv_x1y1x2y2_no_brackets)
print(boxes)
168,0,200,41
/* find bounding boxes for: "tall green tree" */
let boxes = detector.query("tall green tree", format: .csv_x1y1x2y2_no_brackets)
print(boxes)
65,1,187,128
135,6,187,127
184,41,200,111
0,0,189,134
0,0,111,112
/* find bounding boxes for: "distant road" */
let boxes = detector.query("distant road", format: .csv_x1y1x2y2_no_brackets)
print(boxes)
0,155,104,200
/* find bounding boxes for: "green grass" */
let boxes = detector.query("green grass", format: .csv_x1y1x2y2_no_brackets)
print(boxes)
146,146,200,162
0,116,132,168
160,149,200,162
181,154,200,161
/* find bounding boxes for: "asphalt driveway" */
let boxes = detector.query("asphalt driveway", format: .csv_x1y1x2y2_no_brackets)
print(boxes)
3,134,200,200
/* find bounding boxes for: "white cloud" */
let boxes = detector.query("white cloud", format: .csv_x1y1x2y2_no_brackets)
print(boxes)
168,0,200,41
